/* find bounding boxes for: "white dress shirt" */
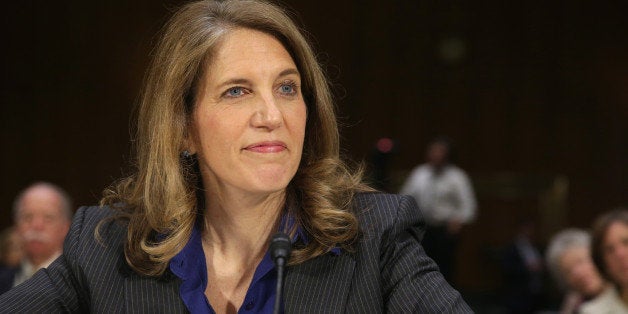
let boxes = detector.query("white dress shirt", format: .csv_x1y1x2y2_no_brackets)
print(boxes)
12,251,61,287
400,164,477,226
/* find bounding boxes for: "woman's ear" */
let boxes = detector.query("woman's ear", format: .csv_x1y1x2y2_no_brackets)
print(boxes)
183,135,198,156
183,115,198,155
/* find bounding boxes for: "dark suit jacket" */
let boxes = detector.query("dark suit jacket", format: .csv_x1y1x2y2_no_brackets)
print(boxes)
0,266,16,295
0,193,472,313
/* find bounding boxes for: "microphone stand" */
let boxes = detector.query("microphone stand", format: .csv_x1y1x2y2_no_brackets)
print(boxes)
270,233,292,314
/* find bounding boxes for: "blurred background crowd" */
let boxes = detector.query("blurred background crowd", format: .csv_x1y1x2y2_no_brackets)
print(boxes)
1,1,626,313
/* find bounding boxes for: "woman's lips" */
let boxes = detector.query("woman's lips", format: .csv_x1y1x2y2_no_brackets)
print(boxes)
244,141,287,153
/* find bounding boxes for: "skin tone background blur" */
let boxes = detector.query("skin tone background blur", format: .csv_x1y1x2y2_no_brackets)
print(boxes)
1,0,626,302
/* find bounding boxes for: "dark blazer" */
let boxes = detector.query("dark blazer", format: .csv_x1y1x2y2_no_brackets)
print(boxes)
0,193,472,313
0,266,16,295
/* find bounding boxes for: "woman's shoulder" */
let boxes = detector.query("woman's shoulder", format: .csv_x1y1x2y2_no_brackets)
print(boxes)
354,192,414,209
73,204,118,224
353,192,423,234
71,205,125,231
354,192,420,214
65,205,128,252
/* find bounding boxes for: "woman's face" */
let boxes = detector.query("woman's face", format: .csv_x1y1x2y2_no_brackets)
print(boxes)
559,246,605,297
189,28,306,198
602,222,628,289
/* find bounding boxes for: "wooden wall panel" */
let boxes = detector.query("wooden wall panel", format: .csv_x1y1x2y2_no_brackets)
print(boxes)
1,0,626,294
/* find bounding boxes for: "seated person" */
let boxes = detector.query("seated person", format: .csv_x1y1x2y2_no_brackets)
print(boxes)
586,209,628,313
546,228,609,313
0,182,71,295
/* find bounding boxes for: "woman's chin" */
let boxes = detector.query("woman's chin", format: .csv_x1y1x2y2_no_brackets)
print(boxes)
248,167,296,191
248,178,291,194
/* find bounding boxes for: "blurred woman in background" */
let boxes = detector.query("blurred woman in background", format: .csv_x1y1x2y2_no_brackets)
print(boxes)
587,209,628,313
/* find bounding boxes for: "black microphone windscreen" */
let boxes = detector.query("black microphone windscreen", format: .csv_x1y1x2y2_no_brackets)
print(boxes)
270,232,292,263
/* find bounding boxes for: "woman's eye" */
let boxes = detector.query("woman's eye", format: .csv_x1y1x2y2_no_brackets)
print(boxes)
224,87,245,98
279,83,297,95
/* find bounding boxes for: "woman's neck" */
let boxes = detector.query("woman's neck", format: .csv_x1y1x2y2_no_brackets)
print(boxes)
200,189,285,312
202,189,285,260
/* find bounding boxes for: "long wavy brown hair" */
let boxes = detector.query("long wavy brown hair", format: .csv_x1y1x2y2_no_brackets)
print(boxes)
101,0,371,277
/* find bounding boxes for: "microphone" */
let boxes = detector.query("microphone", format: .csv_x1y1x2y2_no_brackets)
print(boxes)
270,232,292,314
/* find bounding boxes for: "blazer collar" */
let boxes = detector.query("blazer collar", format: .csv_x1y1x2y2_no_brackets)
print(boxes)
120,254,356,313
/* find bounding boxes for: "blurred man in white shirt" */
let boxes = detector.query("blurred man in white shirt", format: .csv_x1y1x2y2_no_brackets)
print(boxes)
400,137,476,282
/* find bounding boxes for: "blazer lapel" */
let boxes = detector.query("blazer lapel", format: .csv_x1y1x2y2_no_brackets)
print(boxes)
123,271,187,313
283,253,356,313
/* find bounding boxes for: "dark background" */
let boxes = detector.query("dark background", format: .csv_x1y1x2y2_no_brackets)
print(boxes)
2,0,627,309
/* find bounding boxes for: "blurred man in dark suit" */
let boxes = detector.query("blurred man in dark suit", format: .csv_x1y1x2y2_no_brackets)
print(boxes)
0,182,72,294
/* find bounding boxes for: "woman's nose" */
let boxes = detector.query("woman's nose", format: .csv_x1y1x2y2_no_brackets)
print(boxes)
251,94,282,130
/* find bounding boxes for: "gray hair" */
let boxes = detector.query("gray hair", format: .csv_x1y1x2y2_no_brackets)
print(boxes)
12,182,73,222
545,228,591,290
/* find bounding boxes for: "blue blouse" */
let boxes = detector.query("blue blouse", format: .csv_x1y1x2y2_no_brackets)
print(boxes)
168,220,340,314
169,225,276,314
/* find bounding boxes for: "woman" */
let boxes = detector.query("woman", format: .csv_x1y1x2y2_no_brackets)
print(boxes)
545,229,609,313
584,209,628,313
0,1,471,312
